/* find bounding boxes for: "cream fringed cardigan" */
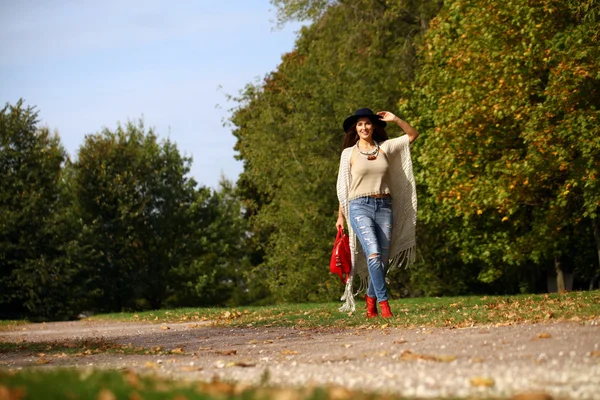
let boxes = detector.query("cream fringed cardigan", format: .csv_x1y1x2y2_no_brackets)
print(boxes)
336,135,417,312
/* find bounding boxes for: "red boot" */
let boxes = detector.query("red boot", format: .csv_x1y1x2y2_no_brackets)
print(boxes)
379,300,393,318
365,295,378,318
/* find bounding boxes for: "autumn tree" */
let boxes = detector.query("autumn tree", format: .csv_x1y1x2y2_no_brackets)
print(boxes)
414,0,600,290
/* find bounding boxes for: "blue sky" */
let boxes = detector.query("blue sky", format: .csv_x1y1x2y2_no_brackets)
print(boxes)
0,0,302,188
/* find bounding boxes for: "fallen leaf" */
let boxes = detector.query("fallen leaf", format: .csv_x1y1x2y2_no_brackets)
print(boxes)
198,347,212,351
471,357,485,363
399,350,456,362
35,357,51,365
394,340,407,344
170,348,184,354
537,333,551,339
161,326,170,330
470,376,495,387
180,365,203,372
97,389,116,400
248,339,258,344
328,386,353,400
197,380,235,396
343,344,352,348
0,385,26,400
512,392,553,400
281,349,298,355
144,361,159,369
216,349,237,356
226,361,256,368
437,355,457,362
123,369,140,389
263,340,274,344
590,351,600,358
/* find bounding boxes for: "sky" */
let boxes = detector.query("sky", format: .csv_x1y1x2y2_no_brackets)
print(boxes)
0,0,303,188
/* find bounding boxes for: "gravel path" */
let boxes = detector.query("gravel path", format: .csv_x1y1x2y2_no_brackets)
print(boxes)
1,319,599,399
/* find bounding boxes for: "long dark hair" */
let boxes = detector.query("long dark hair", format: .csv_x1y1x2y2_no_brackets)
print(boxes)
342,124,389,149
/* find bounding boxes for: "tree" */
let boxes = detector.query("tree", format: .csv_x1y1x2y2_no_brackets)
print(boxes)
0,100,84,320
73,120,199,310
231,0,442,302
414,0,600,289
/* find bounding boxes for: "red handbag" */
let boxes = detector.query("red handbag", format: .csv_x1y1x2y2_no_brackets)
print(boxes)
330,226,351,283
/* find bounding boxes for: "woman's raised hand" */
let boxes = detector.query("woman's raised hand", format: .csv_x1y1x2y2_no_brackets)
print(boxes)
377,111,398,123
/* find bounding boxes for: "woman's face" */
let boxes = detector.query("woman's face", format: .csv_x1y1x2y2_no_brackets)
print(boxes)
355,117,374,141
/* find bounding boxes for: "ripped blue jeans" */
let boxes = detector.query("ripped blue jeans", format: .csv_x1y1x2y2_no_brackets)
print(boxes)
349,196,393,302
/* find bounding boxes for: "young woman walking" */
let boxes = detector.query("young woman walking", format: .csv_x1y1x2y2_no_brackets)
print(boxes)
336,108,419,318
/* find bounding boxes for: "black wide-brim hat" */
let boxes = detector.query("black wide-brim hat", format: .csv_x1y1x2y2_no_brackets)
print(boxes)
343,108,387,133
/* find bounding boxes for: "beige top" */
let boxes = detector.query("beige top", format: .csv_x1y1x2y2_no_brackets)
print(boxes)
349,149,391,200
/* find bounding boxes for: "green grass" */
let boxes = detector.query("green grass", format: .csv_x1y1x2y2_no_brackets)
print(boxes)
0,339,168,357
0,369,414,400
88,291,600,329
0,320,28,331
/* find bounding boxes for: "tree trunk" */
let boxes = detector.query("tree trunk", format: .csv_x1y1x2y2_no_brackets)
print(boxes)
554,255,565,293
592,216,600,290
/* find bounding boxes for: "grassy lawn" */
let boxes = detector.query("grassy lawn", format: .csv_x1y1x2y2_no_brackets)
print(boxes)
87,290,600,329
0,339,170,357
0,320,28,332
0,369,407,400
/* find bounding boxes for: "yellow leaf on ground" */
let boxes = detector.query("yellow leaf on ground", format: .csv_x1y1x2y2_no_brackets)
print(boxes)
0,385,26,400
144,361,158,369
96,389,116,400
123,369,140,389
170,348,184,354
180,365,203,372
216,349,237,356
281,349,299,355
512,392,553,400
470,376,495,387
537,333,551,339
399,350,455,362
35,357,51,365
161,325,170,330
226,361,256,368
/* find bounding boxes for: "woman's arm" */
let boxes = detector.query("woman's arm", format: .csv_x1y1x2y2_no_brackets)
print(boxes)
336,203,345,231
377,111,419,143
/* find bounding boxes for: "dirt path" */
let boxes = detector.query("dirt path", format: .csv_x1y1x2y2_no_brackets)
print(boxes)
1,319,599,399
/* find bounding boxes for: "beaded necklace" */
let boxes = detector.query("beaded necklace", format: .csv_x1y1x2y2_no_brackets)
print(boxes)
356,141,379,160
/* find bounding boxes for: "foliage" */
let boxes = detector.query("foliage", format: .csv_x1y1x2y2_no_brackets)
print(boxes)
414,0,600,287
231,0,442,303
168,179,252,307
0,100,84,320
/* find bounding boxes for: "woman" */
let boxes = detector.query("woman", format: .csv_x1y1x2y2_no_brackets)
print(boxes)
336,108,418,318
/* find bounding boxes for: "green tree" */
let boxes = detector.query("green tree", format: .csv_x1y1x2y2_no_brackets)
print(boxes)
0,100,84,320
231,0,442,302
168,178,253,306
73,121,199,310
